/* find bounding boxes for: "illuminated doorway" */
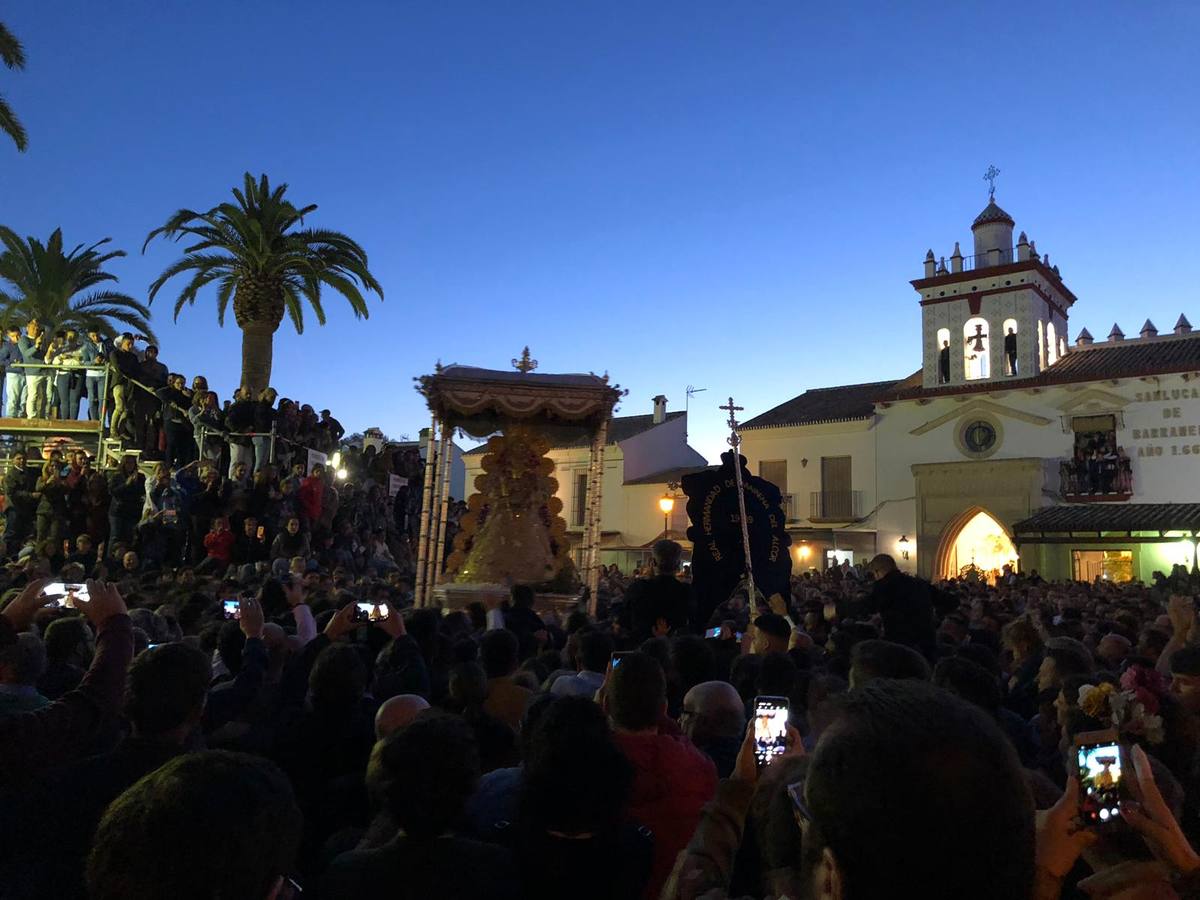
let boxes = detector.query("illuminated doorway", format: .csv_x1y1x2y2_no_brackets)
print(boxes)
934,509,1018,582
1072,549,1132,583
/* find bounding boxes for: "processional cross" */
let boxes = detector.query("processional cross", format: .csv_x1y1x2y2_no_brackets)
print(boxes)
720,397,756,589
983,164,1001,200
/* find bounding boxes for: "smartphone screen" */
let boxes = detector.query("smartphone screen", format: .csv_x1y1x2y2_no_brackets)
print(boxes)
222,599,240,620
754,695,790,767
257,526,265,540
1077,741,1124,825
355,602,389,622
611,651,632,669
41,582,89,607
704,626,722,639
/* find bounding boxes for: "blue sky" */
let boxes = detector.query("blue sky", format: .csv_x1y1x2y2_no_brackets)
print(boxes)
3,2,1199,460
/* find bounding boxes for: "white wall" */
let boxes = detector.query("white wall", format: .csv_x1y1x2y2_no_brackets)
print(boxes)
741,420,877,524
739,365,1200,576
620,414,706,482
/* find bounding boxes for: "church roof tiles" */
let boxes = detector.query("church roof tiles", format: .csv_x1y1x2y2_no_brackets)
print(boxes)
972,199,1015,229
877,331,1200,403
741,380,901,429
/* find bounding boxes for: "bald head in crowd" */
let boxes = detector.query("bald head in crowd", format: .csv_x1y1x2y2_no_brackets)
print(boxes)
681,680,745,744
1096,633,1132,670
374,694,431,739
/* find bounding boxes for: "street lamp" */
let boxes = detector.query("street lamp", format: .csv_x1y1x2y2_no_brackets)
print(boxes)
659,492,675,537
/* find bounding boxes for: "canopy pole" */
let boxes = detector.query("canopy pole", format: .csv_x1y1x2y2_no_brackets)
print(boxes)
414,413,439,607
432,422,454,593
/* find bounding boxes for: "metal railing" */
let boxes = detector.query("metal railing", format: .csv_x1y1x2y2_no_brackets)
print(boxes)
1058,457,1132,500
927,248,1022,275
782,492,797,521
810,490,863,521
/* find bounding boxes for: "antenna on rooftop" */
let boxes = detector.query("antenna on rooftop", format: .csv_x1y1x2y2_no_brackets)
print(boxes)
685,385,707,438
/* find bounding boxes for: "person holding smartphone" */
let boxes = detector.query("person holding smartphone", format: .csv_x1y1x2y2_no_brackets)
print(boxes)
0,579,132,785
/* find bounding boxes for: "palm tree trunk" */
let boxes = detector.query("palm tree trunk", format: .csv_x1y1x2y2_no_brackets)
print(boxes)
240,322,275,395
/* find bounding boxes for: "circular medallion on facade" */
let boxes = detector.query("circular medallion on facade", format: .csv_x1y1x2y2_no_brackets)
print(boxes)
963,419,997,454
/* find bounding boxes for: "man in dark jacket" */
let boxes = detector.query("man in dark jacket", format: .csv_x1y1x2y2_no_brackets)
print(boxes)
158,373,194,468
107,334,142,440
321,713,519,900
15,641,210,900
226,387,257,478
3,450,37,546
624,540,693,640
863,554,937,660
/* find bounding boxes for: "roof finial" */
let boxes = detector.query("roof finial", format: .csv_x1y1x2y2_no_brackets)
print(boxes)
983,164,1000,201
511,346,538,374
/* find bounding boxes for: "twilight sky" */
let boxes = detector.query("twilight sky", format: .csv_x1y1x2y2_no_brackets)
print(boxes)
3,2,1199,461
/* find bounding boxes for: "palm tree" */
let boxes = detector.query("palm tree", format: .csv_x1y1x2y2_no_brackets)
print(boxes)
0,21,27,151
0,227,155,340
144,172,384,394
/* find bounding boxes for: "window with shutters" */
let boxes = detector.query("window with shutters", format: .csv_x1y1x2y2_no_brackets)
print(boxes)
572,472,588,526
817,456,853,518
758,460,787,494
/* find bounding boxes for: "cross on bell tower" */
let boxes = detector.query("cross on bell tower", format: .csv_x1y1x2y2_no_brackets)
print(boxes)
983,164,1000,200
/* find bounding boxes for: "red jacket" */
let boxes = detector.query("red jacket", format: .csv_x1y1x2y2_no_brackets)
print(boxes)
298,475,324,521
614,730,718,900
204,529,235,564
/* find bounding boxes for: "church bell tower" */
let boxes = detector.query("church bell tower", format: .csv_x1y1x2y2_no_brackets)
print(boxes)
912,169,1077,390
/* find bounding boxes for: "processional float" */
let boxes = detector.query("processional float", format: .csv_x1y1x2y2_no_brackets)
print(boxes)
413,349,622,615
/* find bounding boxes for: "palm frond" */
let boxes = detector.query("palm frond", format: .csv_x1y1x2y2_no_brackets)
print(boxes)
0,23,25,70
0,94,27,152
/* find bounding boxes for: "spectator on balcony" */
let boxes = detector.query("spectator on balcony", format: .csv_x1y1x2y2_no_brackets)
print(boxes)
938,338,951,384
1118,446,1132,493
320,409,345,451
78,330,106,421
0,326,24,417
18,319,47,419
226,386,256,478
1102,444,1119,494
44,330,81,420
252,388,278,474
107,334,142,440
1005,326,1018,375
139,344,168,389
158,373,193,468
189,390,224,463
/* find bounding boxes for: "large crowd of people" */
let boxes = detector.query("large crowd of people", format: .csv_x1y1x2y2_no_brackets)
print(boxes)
3,493,1200,899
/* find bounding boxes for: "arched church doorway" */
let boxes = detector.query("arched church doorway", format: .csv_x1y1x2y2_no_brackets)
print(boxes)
933,508,1018,582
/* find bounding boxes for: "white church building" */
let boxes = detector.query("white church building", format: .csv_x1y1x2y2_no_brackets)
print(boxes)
741,194,1200,584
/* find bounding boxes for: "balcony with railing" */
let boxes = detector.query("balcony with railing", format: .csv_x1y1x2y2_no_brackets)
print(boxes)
1057,457,1132,503
809,490,863,522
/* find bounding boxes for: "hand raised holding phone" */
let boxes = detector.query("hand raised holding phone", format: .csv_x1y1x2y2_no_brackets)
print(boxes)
78,581,129,629
729,710,796,787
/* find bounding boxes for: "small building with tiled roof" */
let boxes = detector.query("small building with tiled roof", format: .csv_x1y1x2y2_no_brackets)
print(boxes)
740,193,1200,584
